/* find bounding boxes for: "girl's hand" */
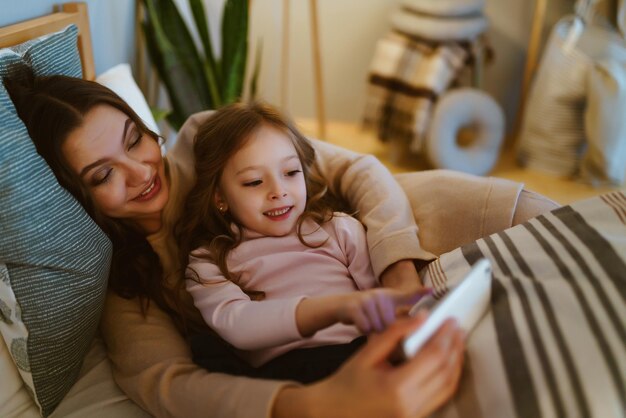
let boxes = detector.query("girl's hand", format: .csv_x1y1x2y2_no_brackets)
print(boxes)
273,313,466,418
336,288,432,333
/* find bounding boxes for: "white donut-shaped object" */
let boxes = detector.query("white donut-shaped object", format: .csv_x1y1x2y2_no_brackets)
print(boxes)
426,88,505,176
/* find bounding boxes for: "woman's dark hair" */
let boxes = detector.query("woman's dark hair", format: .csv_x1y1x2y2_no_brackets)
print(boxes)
177,101,335,297
3,65,178,321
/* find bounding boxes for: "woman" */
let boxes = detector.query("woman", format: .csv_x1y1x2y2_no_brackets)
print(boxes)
4,69,556,418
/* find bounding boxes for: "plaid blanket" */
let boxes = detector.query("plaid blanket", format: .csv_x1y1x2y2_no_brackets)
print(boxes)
362,31,468,152
422,191,626,418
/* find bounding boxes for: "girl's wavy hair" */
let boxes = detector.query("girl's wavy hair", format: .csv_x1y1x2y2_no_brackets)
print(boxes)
3,66,182,324
177,101,334,296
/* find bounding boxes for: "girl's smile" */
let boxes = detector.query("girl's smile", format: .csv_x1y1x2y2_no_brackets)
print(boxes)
263,205,294,220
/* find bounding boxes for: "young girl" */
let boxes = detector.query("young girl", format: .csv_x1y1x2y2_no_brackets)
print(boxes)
178,101,425,383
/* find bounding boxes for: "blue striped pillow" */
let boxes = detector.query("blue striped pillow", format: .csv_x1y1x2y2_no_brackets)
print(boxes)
0,25,112,417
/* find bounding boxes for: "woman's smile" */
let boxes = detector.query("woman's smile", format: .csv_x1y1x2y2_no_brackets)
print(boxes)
133,174,162,202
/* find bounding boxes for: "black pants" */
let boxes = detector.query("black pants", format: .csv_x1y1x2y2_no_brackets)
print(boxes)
190,333,367,384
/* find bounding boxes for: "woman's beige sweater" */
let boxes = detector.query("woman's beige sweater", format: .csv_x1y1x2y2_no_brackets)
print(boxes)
101,111,526,418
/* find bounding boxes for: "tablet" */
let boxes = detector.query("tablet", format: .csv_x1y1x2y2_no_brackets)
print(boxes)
401,258,493,359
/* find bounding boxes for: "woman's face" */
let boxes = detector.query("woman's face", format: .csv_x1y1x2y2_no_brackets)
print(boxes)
62,105,169,233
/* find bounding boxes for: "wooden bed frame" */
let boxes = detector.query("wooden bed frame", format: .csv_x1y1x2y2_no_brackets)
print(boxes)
0,2,94,80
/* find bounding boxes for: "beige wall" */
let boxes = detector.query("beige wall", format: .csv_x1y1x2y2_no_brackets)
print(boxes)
248,0,615,135
249,0,399,125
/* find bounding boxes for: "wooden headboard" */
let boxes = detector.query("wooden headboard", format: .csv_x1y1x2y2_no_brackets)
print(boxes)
0,2,95,80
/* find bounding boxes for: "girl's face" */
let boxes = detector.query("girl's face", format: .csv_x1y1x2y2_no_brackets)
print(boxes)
218,124,307,237
62,105,169,233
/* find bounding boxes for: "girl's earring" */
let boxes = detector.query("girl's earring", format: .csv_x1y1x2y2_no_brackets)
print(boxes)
218,203,227,213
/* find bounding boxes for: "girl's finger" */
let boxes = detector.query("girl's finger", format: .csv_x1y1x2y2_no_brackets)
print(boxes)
362,297,384,333
377,295,396,328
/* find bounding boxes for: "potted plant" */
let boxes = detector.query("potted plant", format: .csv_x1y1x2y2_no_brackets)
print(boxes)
140,0,260,130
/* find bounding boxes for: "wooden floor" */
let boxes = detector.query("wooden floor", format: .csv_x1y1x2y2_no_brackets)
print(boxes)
297,119,625,205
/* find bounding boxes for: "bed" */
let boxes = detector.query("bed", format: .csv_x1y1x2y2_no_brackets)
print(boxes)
0,3,624,418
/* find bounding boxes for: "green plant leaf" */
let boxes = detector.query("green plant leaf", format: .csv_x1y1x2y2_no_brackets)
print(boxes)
142,0,260,127
188,0,222,105
141,20,183,129
150,107,171,123
223,38,247,103
221,0,248,102
141,0,213,128
249,38,263,100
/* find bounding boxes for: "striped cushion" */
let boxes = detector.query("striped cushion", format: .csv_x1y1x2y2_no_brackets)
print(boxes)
0,25,112,417
516,17,588,177
423,192,625,418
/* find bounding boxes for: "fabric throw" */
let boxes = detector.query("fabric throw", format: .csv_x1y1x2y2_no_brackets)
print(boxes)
362,31,468,152
422,191,625,418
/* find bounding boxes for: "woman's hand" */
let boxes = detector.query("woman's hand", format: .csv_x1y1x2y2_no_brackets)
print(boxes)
272,313,466,418
337,288,431,333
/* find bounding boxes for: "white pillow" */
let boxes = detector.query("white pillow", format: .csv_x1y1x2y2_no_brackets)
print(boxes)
0,334,39,418
95,63,160,135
